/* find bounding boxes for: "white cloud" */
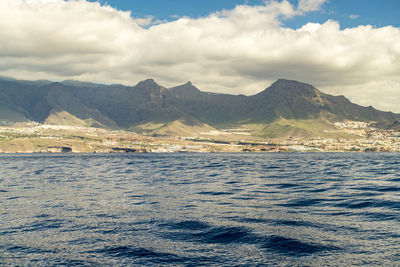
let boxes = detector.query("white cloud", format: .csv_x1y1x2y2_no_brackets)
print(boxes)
297,0,327,12
133,16,154,26
0,0,400,112
349,14,359,20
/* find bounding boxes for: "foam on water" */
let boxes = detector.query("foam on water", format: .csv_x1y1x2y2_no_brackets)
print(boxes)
1,152,400,266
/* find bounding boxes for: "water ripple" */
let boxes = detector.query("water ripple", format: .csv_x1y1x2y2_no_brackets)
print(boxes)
1,152,400,266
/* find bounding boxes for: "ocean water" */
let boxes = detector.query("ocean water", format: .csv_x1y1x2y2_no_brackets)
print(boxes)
1,153,400,266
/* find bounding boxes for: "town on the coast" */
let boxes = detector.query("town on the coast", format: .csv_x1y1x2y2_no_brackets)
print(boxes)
1,120,399,153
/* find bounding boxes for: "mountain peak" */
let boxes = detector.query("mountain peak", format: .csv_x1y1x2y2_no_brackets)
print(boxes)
272,79,314,88
259,79,318,97
167,81,201,98
276,78,296,83
136,78,159,88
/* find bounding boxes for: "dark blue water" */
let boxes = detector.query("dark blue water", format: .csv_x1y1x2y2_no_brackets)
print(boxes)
1,153,400,266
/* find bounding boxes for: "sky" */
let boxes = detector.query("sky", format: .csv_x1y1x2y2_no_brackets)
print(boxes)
1,0,400,112
92,0,400,29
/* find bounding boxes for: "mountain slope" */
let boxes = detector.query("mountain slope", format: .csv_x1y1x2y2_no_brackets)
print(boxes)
0,77,399,137
246,79,399,123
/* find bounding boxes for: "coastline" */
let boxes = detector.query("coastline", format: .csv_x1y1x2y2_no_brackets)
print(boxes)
1,123,399,153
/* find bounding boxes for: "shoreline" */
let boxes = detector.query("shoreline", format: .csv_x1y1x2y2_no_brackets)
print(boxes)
0,150,397,154
1,123,399,153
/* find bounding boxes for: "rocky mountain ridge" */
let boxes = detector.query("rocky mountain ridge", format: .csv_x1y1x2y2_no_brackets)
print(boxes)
0,77,398,137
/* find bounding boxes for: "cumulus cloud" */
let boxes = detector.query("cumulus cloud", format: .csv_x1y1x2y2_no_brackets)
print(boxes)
0,0,400,112
297,0,326,12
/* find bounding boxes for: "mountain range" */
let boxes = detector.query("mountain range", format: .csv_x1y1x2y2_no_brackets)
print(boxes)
0,76,399,137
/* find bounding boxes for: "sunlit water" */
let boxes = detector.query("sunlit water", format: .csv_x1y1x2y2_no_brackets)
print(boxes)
1,153,400,266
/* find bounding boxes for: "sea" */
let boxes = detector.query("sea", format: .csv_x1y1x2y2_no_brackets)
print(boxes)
1,152,400,266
